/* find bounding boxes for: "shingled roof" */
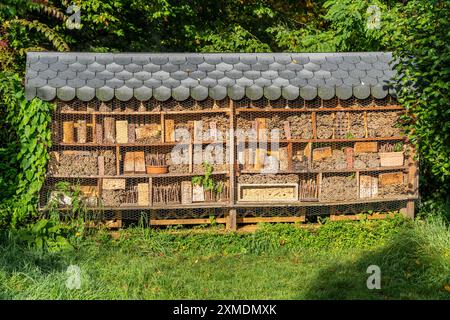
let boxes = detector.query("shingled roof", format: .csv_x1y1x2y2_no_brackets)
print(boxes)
25,52,396,102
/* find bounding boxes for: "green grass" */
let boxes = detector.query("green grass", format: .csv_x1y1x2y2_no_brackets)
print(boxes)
0,216,449,299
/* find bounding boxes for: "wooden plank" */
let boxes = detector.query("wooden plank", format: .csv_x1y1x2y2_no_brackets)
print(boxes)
150,218,227,226
98,156,105,176
75,120,87,143
344,147,354,168
192,184,205,202
181,181,192,204
359,175,373,198
164,119,175,142
379,172,404,186
193,120,203,142
134,151,146,173
283,121,292,140
148,177,153,206
354,142,378,154
128,123,135,143
123,152,135,174
61,150,91,156
62,121,75,143
115,120,128,143
95,123,103,144
311,112,317,139
103,117,115,144
137,183,149,206
238,216,305,223
102,179,126,190
330,213,389,221
312,147,332,161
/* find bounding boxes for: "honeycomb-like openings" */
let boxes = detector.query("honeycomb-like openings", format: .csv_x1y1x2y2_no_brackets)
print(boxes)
41,95,415,223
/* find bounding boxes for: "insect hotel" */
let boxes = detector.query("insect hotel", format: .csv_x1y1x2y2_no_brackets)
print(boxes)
25,52,418,229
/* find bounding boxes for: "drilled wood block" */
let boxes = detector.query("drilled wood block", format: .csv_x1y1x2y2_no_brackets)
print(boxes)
137,183,149,206
102,179,126,190
238,183,298,202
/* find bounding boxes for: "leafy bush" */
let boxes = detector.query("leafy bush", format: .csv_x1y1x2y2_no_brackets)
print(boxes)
0,72,54,228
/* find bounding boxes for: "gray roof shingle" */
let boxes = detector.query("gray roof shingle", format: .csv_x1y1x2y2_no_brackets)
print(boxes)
25,52,395,101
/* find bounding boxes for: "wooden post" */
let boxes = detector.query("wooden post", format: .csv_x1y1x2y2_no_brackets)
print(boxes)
227,209,237,231
311,112,317,139
229,99,236,206
406,144,418,218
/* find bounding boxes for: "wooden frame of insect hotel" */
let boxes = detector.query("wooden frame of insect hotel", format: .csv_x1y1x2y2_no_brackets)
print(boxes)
25,52,419,229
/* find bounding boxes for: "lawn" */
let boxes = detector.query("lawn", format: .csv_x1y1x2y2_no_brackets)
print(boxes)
0,217,449,300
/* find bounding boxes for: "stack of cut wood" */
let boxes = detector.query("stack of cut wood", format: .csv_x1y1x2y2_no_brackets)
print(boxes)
48,151,98,176
135,123,161,143
320,175,357,201
354,153,380,169
287,114,313,139
367,112,402,137
349,112,365,138
316,114,334,139
313,148,347,170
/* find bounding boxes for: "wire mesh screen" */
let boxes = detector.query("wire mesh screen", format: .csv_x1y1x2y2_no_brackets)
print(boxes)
40,95,417,224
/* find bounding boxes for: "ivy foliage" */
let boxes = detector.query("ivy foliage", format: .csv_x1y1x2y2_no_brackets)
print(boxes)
392,0,450,201
0,72,54,228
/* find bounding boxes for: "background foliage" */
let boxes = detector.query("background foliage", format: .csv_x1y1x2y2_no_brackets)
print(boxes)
0,0,448,228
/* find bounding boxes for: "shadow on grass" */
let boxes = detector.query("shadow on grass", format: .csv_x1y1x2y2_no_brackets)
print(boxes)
302,225,449,300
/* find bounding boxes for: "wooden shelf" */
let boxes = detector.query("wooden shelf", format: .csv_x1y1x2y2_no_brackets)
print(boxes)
41,202,230,211
236,106,404,113
56,140,227,147
235,195,417,208
239,166,408,175
237,137,405,144
47,171,229,179
40,195,417,212
58,109,230,115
